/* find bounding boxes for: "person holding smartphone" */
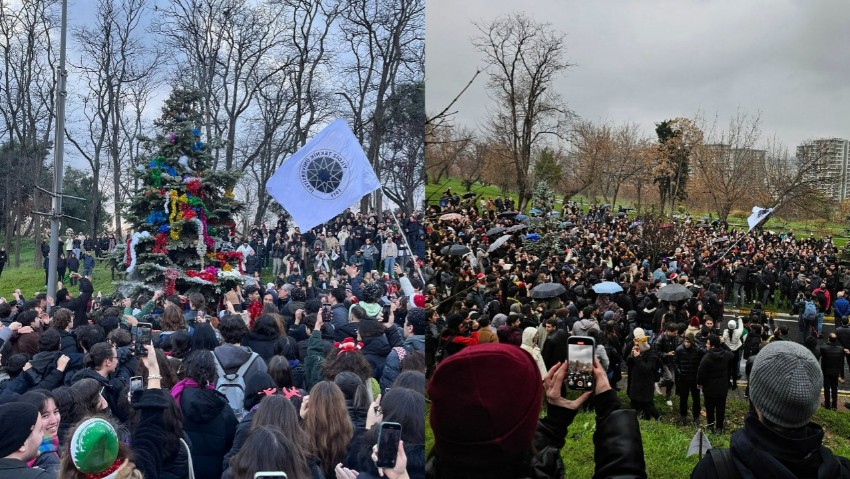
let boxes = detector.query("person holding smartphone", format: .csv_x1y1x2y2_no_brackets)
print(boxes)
427,343,646,478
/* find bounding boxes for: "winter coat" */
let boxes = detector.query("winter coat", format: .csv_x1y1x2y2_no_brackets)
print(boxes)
181,387,238,479
697,348,732,398
626,347,658,402
674,343,703,384
160,433,192,479
221,409,255,473
240,332,281,364
58,329,78,355
0,459,51,479
59,283,92,329
476,326,499,344
692,413,850,478
380,335,425,389
818,341,845,376
834,297,850,321
541,330,568,370
721,320,745,351
335,321,361,342
572,318,600,337
361,334,391,381
520,327,547,379
424,389,645,479
25,351,68,390
330,303,349,330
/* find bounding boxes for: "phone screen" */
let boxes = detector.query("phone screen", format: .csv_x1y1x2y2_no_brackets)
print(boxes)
130,376,144,395
381,304,391,323
376,422,402,468
567,338,595,391
135,323,152,355
253,473,287,478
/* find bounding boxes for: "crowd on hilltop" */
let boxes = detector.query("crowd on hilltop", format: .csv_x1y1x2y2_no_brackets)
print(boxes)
422,188,850,478
0,208,427,479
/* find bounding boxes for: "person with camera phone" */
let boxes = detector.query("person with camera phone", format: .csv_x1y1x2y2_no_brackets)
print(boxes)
427,343,646,478
566,335,595,391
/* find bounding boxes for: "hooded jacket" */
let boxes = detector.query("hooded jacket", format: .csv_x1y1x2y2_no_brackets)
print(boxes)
361,333,391,381
380,335,425,389
25,351,67,390
212,343,268,378
181,387,238,479
520,327,547,378
697,347,732,397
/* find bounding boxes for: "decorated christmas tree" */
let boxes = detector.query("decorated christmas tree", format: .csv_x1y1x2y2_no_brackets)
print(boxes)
119,88,244,299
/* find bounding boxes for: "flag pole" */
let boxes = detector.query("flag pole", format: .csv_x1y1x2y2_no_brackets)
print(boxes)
381,188,427,288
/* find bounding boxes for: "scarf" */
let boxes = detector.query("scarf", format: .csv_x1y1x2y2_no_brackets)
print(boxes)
27,434,59,466
171,378,214,409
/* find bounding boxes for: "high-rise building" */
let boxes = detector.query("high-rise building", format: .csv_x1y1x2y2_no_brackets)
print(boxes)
796,138,850,201
702,143,767,180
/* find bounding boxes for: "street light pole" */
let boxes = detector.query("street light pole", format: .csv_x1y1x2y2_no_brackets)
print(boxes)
47,0,68,309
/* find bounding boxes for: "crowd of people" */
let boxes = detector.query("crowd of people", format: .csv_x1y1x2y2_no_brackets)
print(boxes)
423,189,850,478
0,209,427,479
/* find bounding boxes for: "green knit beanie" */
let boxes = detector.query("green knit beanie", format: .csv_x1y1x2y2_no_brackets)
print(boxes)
70,418,119,474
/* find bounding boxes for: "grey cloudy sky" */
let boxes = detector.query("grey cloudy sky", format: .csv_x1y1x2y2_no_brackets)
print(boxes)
426,0,850,151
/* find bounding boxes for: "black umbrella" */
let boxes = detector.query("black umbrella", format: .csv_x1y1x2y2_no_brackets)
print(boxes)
486,226,507,236
463,192,476,199
530,282,567,299
440,244,470,256
656,283,693,302
505,224,527,233
498,211,518,218
712,237,729,244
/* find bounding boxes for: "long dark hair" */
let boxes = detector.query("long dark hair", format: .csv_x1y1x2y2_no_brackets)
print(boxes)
183,350,217,388
228,426,312,479
190,323,219,351
268,355,294,388
250,395,309,452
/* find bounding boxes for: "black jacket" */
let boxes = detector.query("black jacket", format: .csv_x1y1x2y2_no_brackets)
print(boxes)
626,348,659,402
240,332,281,363
181,387,238,479
25,351,68,390
424,389,646,478
131,388,175,479
58,329,79,355
0,458,51,479
70,368,129,422
541,330,568,370
360,334,391,382
674,343,703,384
835,325,850,350
697,348,732,397
692,413,850,478
818,341,845,376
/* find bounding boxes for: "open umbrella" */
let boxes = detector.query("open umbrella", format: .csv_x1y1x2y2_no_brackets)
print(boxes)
531,282,566,299
462,191,476,199
592,281,623,294
439,213,464,222
440,244,470,256
695,223,711,229
515,214,529,222
505,224,527,233
486,226,507,236
488,234,512,252
529,208,542,215
712,237,729,244
656,283,693,301
550,211,561,217
561,221,575,228
524,233,540,242
498,211,518,218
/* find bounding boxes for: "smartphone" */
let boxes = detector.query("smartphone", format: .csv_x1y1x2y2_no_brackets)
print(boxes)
130,376,144,395
376,421,402,468
322,304,332,322
135,322,152,355
381,304,391,323
253,473,287,478
567,336,596,391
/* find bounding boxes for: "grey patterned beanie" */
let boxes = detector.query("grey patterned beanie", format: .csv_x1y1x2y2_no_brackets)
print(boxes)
749,341,822,428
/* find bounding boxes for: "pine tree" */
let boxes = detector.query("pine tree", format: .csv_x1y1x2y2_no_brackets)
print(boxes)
523,181,563,258
119,88,244,300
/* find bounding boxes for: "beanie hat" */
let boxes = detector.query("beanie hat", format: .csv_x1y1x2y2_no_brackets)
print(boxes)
749,341,822,428
428,343,543,467
727,320,737,330
0,402,38,457
689,316,700,327
633,327,648,343
626,310,637,321
412,294,426,308
685,332,696,342
70,418,121,474
602,311,614,322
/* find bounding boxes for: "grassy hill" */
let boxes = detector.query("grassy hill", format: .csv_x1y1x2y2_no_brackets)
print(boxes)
0,245,119,299
426,390,850,478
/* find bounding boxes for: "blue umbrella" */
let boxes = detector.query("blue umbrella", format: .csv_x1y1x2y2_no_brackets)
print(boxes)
524,233,540,242
592,281,623,294
529,208,542,215
515,214,529,222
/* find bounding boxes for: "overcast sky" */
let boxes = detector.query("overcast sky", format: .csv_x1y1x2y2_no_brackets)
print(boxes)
426,0,850,151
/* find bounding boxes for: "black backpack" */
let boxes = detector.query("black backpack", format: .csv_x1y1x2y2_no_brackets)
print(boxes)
707,448,742,479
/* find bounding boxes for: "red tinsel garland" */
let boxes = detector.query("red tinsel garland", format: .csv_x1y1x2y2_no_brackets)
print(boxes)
164,268,179,296
153,232,169,254
125,236,132,267
248,300,263,329
185,269,217,283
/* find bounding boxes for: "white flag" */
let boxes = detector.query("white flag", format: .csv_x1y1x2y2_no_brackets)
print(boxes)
687,428,712,457
266,119,381,232
747,206,773,232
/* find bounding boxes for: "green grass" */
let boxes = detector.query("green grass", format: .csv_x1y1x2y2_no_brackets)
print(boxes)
0,245,119,299
426,391,850,478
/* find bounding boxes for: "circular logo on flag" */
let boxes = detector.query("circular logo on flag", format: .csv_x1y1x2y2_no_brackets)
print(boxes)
300,149,350,199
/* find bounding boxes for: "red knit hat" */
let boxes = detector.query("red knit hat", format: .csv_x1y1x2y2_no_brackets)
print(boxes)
689,316,700,327
428,343,543,467
412,294,426,308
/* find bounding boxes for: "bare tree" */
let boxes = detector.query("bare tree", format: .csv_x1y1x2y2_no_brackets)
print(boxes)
337,0,424,217
563,120,610,203
690,111,764,222
66,0,161,238
0,0,58,267
472,12,573,210
763,138,834,217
